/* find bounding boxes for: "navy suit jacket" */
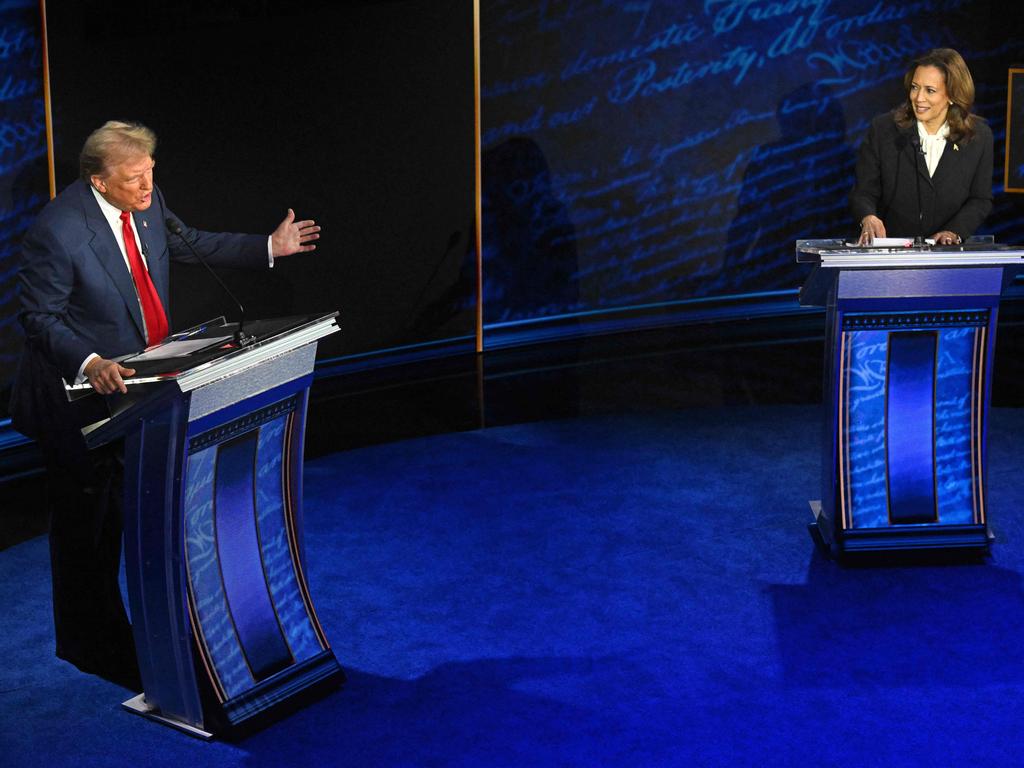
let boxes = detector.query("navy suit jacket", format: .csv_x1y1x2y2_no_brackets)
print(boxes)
849,112,993,240
10,178,267,437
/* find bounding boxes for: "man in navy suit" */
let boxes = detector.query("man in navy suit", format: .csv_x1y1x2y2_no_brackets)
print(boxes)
10,120,319,687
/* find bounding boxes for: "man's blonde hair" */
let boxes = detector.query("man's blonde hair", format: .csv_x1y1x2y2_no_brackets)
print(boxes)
79,121,157,181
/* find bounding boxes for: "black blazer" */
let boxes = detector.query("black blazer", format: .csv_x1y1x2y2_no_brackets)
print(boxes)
849,112,993,240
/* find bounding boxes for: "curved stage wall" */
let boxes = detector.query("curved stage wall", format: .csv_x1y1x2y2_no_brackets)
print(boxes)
2,0,1024,416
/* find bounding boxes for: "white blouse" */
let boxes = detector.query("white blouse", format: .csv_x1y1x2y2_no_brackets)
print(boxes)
916,120,949,177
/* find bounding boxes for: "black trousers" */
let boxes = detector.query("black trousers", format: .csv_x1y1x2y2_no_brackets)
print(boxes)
40,427,136,671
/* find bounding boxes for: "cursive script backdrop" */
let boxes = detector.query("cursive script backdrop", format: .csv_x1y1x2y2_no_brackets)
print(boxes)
478,0,1024,341
0,1,49,400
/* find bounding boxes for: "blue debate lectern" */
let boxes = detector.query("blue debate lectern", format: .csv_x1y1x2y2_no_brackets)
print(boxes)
72,313,343,737
798,239,1024,556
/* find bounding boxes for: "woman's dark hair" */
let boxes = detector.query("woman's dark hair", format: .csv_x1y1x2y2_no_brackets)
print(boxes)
894,48,980,143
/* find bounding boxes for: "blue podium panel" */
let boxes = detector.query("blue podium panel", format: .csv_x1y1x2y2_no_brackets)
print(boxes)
839,314,986,536
182,387,337,726
885,330,938,524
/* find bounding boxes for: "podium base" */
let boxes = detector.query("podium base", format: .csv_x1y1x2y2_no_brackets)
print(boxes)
808,500,832,555
122,694,214,740
807,500,993,557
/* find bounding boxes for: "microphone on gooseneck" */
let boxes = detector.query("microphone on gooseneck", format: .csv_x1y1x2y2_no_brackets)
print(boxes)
164,218,254,346
909,133,926,246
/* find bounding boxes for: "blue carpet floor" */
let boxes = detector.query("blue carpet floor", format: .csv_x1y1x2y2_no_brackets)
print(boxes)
2,405,1024,767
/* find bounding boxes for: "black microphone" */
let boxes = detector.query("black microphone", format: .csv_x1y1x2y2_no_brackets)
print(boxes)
909,133,926,246
165,218,254,346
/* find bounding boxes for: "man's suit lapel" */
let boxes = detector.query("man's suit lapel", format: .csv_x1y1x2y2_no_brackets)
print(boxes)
77,181,147,341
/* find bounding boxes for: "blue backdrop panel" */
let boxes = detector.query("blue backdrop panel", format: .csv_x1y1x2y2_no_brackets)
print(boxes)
0,1,49,388
480,1,1024,341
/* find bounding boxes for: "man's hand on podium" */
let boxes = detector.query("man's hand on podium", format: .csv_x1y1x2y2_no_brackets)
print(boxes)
270,208,320,258
84,357,136,395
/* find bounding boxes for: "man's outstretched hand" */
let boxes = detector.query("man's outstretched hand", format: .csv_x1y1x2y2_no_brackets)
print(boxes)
84,357,136,395
270,208,320,258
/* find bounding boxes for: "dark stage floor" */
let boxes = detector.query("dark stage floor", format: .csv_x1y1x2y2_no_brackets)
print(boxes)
2,313,1024,765
3,404,1024,766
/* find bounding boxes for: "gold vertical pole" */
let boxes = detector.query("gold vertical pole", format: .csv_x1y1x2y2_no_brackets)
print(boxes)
472,0,485,427
473,0,483,354
1006,70,1022,194
39,0,56,199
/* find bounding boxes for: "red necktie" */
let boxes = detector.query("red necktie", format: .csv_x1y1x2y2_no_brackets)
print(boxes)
120,211,168,346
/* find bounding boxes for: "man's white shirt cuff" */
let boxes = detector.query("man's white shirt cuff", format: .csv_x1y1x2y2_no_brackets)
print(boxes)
76,353,100,385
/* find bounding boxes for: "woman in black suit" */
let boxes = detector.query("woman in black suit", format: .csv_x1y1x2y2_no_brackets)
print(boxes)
851,48,992,246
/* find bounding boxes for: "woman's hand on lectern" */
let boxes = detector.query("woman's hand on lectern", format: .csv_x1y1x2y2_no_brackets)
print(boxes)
858,215,886,246
931,230,961,246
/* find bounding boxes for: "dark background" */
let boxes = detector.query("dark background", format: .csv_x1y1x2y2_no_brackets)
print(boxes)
41,0,476,365
1009,68,1024,191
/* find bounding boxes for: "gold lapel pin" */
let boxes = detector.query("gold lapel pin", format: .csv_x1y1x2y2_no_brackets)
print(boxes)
953,144,959,151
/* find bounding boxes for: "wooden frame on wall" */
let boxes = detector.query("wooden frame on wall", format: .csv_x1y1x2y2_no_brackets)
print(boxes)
1006,68,1024,194
39,0,55,199
473,0,483,353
